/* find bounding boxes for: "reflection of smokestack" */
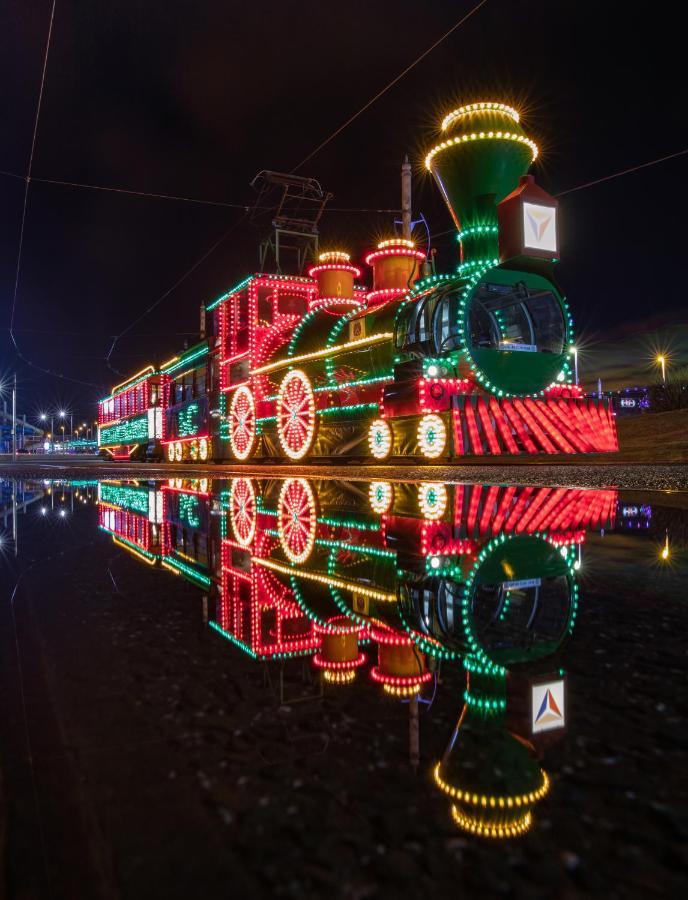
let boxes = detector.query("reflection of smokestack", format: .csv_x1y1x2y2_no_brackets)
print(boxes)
401,155,412,240
424,102,539,266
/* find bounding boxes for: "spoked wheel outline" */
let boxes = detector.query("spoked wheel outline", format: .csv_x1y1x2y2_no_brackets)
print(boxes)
229,385,256,461
229,477,257,547
368,418,393,460
174,441,183,462
276,369,316,460
277,477,318,564
167,442,175,462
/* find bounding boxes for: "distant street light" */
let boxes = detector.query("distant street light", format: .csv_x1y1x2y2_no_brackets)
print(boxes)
656,355,667,384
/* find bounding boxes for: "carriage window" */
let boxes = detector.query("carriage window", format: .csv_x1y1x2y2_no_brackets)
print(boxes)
278,292,308,317
257,288,272,324
237,294,249,328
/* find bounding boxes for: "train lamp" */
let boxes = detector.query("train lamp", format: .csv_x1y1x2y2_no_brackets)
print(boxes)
569,346,579,385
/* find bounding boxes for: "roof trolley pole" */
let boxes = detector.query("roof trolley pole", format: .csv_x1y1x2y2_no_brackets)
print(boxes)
249,171,332,275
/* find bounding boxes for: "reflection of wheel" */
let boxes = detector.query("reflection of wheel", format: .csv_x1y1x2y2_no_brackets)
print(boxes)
276,370,316,460
198,437,209,461
230,477,256,547
369,481,393,514
174,441,183,462
229,385,255,460
417,414,446,459
278,478,317,564
368,418,393,460
167,442,175,462
418,482,448,520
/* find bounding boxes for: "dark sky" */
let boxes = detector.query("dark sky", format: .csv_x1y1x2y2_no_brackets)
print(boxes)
1,0,686,420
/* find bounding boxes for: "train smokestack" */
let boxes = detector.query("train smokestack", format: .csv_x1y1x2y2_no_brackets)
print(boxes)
401,155,412,240
424,102,539,265
307,251,362,313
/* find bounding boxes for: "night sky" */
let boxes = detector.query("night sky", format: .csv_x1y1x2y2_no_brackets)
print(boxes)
1,0,686,421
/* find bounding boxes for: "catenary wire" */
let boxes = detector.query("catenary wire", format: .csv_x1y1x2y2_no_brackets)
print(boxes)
7,1,98,387
104,211,249,376
429,146,688,242
290,0,489,172
1,169,400,214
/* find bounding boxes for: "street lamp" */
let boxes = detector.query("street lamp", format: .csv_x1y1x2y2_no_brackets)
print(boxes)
569,345,579,385
656,355,667,384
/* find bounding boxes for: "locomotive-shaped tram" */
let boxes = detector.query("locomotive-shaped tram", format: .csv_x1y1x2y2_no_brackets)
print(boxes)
98,102,617,462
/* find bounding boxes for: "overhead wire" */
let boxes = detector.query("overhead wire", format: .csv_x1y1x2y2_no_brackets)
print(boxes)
104,211,249,376
554,147,688,197
290,0,490,173
428,145,688,242
7,1,97,387
1,168,400,213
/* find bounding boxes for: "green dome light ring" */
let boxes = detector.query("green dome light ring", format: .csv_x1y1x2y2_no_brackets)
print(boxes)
458,263,573,398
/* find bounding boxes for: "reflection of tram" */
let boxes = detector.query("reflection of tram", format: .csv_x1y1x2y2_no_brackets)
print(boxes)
98,480,163,563
221,477,616,837
99,475,617,838
98,102,617,462
160,478,217,587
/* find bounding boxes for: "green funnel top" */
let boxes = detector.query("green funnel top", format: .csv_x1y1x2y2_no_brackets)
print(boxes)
425,102,538,233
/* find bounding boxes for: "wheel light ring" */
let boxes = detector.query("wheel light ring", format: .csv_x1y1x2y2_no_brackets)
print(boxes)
418,482,448,520
417,413,447,459
369,481,393,514
368,418,393,460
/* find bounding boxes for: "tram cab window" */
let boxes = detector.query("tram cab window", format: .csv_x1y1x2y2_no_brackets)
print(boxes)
468,281,565,354
433,292,463,354
394,295,438,355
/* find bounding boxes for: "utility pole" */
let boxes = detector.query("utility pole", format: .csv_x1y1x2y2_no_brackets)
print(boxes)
12,372,17,462
401,155,412,240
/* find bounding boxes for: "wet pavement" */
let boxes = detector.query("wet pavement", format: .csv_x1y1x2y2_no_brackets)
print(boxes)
0,473,687,899
2,459,688,490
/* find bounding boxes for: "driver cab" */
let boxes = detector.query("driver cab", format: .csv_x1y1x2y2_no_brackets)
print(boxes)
393,275,565,360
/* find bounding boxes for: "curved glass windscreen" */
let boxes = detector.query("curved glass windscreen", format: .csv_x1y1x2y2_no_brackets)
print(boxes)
467,280,565,354
471,573,572,659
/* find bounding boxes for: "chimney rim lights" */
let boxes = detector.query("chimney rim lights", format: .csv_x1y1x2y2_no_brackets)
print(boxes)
424,132,539,171
441,102,520,132
307,262,362,278
377,237,416,250
318,250,351,264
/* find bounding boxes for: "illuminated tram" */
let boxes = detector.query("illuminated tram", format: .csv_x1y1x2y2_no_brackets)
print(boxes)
99,101,618,461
